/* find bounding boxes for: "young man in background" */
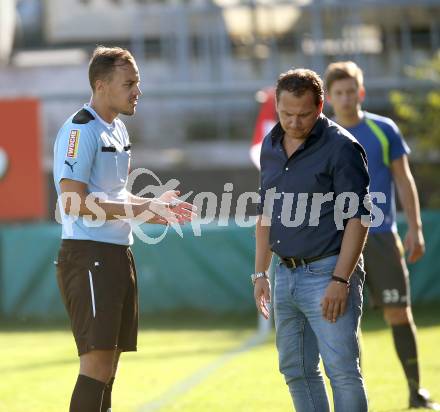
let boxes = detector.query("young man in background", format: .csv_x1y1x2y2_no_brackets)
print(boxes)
325,60,439,410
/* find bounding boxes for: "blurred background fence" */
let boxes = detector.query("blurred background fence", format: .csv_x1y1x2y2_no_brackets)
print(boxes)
1,213,440,321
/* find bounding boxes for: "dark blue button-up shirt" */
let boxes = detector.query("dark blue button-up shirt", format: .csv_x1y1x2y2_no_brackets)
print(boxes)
257,114,370,258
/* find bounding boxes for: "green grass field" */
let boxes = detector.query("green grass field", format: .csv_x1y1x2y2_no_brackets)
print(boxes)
0,306,438,412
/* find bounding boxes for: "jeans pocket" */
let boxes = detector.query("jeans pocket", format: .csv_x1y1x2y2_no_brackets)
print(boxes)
306,255,338,275
274,262,285,288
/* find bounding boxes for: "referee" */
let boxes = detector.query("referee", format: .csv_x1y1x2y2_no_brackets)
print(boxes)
53,46,195,412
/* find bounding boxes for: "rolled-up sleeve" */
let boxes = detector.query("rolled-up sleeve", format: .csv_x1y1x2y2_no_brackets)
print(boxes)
256,183,266,215
256,139,270,216
333,140,371,219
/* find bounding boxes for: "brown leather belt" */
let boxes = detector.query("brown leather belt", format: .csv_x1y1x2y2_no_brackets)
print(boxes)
279,251,339,269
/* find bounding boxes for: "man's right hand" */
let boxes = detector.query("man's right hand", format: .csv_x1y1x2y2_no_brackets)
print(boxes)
404,227,425,263
254,277,271,319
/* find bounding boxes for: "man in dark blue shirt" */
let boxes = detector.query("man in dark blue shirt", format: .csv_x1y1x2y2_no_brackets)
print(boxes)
253,68,370,412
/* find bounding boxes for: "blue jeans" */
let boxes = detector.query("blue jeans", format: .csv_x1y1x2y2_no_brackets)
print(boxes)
274,254,368,412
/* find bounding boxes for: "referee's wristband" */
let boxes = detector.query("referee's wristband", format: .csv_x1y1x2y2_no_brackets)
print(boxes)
331,275,349,285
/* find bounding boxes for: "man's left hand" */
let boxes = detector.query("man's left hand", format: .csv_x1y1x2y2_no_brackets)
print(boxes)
321,281,349,323
404,228,425,264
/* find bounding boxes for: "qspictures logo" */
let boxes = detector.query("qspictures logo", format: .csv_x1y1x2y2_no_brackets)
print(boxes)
55,167,387,245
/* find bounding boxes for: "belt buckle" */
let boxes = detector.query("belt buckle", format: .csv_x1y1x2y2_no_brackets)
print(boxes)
289,257,296,269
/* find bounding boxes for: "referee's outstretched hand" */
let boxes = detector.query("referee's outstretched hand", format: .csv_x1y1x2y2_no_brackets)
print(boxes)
148,191,197,225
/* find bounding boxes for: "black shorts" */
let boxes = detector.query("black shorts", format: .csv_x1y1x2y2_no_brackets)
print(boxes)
56,239,138,356
363,232,410,308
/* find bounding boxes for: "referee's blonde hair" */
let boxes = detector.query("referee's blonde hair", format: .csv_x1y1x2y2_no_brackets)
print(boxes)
89,46,136,91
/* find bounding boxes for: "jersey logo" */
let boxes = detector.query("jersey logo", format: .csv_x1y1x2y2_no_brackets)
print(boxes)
64,160,77,173
67,130,80,158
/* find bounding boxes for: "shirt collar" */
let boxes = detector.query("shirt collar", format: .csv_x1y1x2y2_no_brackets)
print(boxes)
84,103,115,130
270,122,285,146
306,114,327,145
271,113,327,147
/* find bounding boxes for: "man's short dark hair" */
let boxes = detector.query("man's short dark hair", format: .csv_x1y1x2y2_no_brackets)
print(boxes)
89,46,136,91
276,69,324,106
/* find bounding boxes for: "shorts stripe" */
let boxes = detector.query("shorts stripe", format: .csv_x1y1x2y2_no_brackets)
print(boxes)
88,270,96,318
